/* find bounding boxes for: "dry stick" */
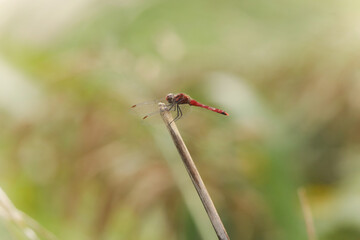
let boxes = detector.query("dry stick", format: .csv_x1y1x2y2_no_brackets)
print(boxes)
159,103,230,240
298,188,317,240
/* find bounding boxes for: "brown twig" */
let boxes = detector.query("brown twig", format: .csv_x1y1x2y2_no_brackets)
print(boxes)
159,103,230,240
298,187,317,240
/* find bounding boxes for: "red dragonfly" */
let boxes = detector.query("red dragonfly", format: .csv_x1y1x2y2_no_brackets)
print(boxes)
131,93,229,122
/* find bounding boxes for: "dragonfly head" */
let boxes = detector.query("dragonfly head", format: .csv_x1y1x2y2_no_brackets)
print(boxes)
166,93,175,103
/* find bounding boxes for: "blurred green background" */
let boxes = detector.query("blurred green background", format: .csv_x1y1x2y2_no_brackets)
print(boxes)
1,0,360,239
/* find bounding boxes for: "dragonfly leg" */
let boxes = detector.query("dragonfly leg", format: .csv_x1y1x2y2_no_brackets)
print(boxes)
170,104,180,123
175,105,181,121
167,103,173,111
173,105,180,122
176,106,183,121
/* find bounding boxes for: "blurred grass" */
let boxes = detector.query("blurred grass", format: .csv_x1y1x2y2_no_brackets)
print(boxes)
1,0,360,239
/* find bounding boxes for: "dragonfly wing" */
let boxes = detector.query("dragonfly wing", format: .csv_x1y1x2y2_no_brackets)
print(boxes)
130,97,168,123
131,97,167,108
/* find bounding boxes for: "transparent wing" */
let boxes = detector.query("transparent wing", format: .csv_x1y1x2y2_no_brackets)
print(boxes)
130,98,167,122
130,97,167,108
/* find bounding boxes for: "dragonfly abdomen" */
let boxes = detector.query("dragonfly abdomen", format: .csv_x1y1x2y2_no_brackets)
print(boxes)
189,99,229,116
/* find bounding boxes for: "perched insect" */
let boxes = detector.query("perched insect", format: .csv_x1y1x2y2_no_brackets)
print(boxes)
131,93,229,122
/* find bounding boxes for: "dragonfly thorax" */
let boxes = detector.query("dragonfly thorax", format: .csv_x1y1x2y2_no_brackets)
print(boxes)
167,93,192,105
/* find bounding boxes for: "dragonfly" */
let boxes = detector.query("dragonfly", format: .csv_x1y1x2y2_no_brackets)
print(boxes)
131,93,229,122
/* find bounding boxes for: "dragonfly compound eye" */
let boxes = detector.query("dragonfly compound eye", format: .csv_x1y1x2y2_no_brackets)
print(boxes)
166,93,174,103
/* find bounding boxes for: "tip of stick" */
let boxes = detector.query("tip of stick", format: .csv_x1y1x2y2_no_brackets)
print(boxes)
158,102,167,112
143,116,148,120
131,105,136,108
223,112,229,116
